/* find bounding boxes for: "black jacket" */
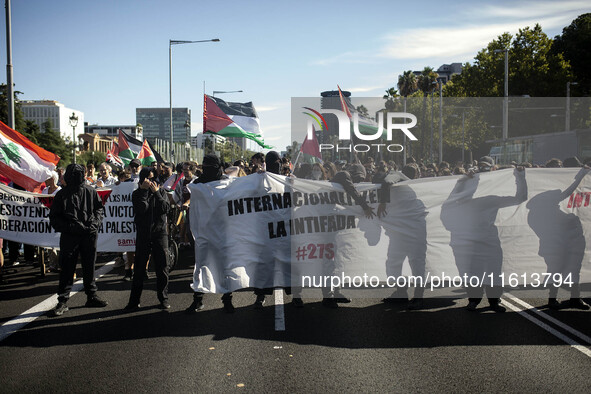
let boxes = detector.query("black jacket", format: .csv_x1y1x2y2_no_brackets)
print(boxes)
49,164,104,235
132,187,170,236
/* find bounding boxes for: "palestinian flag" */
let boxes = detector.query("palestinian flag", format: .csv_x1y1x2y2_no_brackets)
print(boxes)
203,94,272,149
117,129,140,166
337,85,381,137
137,139,157,166
0,120,60,192
106,141,124,167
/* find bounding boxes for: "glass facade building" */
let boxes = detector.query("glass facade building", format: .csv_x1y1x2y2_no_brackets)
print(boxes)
136,107,191,144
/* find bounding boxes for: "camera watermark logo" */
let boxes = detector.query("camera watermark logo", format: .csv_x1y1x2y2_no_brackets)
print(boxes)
302,107,418,153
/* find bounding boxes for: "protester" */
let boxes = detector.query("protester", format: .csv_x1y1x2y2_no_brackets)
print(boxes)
129,158,142,181
49,164,108,316
173,161,198,247
41,171,61,195
185,154,235,313
85,162,96,184
93,163,117,187
124,167,171,310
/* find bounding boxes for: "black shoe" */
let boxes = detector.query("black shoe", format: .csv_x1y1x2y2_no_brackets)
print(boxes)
124,303,140,311
407,298,424,310
568,298,590,310
123,269,132,282
184,300,204,314
489,301,506,313
254,294,266,309
548,298,561,310
85,295,108,308
382,297,408,304
223,299,235,313
333,292,351,303
466,300,479,311
322,298,338,308
159,300,171,310
291,297,304,308
53,302,69,316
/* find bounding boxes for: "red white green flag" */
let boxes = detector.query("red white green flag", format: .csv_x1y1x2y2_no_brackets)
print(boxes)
117,129,139,166
0,120,60,192
137,139,157,166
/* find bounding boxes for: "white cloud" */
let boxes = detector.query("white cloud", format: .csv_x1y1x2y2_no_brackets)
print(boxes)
347,86,383,93
378,14,575,60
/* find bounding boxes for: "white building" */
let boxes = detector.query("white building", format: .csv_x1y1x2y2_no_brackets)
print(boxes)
193,132,226,148
20,100,84,142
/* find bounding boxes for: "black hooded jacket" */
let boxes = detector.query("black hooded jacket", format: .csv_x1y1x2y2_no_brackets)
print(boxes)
49,164,104,235
331,164,371,210
132,167,170,235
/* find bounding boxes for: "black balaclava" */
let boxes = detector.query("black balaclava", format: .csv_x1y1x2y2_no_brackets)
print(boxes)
64,164,85,188
198,154,222,183
139,167,155,185
265,151,281,175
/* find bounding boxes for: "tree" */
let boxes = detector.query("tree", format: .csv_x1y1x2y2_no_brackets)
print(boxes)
37,118,71,166
383,87,399,111
398,70,418,160
355,105,370,119
552,13,591,95
445,25,571,97
0,83,26,132
417,67,439,159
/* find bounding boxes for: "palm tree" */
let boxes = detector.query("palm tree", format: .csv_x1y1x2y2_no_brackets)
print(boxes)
417,67,439,160
397,70,418,164
383,87,399,111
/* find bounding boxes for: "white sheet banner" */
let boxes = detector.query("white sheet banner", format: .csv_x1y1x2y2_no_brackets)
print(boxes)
190,169,591,296
0,182,137,252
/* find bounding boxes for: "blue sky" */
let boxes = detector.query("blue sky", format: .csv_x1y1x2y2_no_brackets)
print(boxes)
0,0,588,153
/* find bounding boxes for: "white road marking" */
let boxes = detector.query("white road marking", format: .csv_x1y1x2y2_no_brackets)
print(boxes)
505,294,591,345
503,295,591,358
0,261,115,342
274,288,285,331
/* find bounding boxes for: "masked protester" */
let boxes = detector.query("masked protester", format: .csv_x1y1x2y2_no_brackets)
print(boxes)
185,154,235,313
124,168,171,310
49,164,108,316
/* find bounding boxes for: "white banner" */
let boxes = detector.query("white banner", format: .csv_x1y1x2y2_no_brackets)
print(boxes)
0,182,137,252
190,169,591,296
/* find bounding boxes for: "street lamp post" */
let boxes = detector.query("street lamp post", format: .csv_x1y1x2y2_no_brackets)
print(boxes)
184,119,191,161
169,38,219,163
566,81,578,132
494,48,509,163
438,81,443,163
69,112,78,164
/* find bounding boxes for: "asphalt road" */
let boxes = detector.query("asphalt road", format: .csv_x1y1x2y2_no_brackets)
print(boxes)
1,250,590,393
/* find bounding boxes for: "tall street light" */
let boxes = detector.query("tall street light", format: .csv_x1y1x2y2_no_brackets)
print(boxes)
494,48,509,163
69,112,78,164
438,80,443,163
169,38,219,163
566,81,578,132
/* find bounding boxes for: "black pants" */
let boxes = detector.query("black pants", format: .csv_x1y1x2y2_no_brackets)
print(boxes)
57,233,98,302
129,232,169,305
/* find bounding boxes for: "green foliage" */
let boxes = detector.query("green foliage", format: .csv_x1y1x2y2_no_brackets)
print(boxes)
397,70,418,97
78,150,106,166
0,84,26,132
445,25,571,97
552,13,591,95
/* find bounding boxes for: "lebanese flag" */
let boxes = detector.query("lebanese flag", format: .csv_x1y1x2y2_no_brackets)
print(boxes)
0,120,60,192
137,139,156,166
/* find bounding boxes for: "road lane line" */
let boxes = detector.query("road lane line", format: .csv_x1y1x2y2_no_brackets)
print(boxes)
505,294,591,345
274,288,285,331
0,261,115,342
503,296,591,358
